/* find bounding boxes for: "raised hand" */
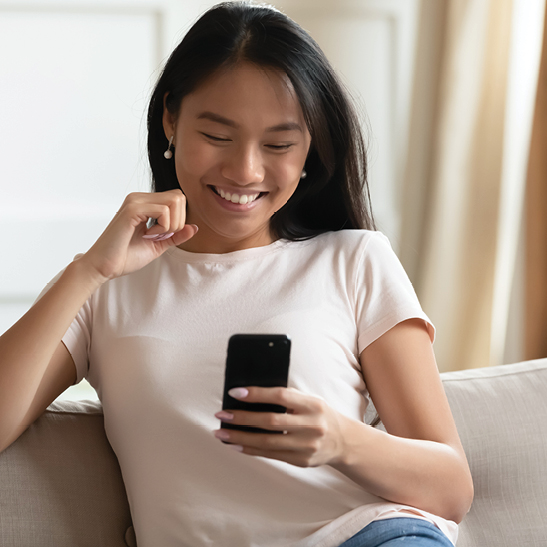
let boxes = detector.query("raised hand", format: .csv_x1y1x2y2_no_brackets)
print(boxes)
78,189,197,283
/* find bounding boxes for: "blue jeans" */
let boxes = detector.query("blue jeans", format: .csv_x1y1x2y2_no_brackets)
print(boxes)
338,518,454,547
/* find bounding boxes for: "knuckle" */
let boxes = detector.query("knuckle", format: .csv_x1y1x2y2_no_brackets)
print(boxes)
267,413,281,427
124,192,146,205
306,441,321,459
312,398,326,413
173,191,186,204
168,189,186,206
314,423,328,438
264,434,278,448
277,390,290,406
121,196,135,210
158,204,171,219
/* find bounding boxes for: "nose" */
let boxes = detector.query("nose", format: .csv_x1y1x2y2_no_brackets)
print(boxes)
221,143,265,185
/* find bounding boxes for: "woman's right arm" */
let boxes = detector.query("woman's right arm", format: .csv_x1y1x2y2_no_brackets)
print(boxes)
0,260,104,453
0,190,196,453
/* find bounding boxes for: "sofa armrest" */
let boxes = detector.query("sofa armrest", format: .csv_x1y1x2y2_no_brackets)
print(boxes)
441,359,547,547
0,399,133,547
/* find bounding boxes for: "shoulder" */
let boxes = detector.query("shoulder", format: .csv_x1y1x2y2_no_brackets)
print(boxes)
296,230,393,261
278,231,398,286
321,230,416,300
307,229,388,247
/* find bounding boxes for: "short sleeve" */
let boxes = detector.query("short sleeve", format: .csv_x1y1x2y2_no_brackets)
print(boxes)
355,232,435,354
33,256,91,384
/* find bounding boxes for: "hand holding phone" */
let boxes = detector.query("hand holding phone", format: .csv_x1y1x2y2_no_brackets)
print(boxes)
221,334,291,435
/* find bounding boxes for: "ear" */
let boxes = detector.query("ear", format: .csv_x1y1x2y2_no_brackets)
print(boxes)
162,92,176,141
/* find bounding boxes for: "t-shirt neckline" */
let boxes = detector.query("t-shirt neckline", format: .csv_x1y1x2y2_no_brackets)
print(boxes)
164,238,291,264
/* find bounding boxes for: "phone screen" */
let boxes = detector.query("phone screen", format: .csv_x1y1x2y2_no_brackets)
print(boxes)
221,334,291,434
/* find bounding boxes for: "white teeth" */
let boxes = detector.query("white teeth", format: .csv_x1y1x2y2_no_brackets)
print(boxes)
215,187,259,205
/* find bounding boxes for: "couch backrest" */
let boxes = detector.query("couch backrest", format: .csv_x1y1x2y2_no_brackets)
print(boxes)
441,359,547,547
1,360,546,546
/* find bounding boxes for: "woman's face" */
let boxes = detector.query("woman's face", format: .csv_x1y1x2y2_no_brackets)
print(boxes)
162,62,311,253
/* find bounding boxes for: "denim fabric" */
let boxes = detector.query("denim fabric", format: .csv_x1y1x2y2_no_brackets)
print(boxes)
338,518,453,547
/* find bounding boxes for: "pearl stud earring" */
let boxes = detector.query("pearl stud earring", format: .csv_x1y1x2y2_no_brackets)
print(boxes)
164,136,174,159
301,169,307,179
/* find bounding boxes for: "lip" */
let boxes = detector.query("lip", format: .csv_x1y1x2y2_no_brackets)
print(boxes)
208,185,266,211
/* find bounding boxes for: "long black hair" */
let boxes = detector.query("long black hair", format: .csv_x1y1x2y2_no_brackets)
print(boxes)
147,1,375,239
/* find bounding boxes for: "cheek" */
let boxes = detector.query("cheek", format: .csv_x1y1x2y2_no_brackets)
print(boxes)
175,139,216,178
273,160,303,190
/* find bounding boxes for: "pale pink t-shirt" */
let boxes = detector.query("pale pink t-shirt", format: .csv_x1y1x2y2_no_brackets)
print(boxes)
48,230,457,546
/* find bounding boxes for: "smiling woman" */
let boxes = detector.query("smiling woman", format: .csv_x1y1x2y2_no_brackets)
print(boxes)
0,2,472,547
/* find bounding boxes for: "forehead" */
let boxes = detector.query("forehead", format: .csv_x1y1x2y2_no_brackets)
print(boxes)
179,63,306,128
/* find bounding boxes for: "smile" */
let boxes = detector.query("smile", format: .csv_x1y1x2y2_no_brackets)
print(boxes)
212,186,263,204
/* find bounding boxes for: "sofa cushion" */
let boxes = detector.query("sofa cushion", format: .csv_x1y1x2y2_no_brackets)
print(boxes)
0,399,132,547
441,359,547,547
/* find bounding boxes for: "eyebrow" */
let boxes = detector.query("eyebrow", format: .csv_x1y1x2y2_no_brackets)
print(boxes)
196,111,303,133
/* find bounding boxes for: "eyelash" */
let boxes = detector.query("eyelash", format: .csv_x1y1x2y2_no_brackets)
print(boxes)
201,133,294,150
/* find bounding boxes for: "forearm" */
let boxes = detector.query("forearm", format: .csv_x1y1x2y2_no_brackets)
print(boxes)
0,258,103,443
330,416,473,524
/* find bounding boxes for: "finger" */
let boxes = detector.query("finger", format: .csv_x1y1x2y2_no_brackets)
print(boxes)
142,231,174,240
227,386,314,414
126,202,170,236
236,446,301,465
214,429,293,451
137,190,185,236
215,407,316,431
240,446,317,468
166,189,185,233
214,429,325,468
215,410,290,431
216,409,323,433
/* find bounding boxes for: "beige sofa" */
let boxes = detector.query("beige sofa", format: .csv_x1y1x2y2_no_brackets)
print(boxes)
1,359,546,546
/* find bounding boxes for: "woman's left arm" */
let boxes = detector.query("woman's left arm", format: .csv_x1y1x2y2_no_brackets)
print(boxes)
214,319,473,523
333,318,474,523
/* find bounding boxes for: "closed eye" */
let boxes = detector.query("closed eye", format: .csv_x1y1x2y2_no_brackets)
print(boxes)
201,132,294,150
201,132,231,142
266,143,294,150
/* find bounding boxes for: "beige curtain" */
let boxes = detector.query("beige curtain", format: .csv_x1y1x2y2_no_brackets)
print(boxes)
526,5,547,361
406,0,545,372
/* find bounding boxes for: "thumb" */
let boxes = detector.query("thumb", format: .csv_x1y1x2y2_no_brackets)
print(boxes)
169,224,199,246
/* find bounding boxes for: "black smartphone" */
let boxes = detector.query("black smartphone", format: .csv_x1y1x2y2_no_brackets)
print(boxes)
221,334,291,435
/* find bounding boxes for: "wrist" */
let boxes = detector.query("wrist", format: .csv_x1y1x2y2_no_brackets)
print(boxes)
65,254,109,292
329,414,375,470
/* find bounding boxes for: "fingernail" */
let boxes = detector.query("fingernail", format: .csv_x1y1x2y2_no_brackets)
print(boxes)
214,430,230,440
228,388,248,399
215,411,234,420
226,444,244,452
142,232,174,241
155,232,174,241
